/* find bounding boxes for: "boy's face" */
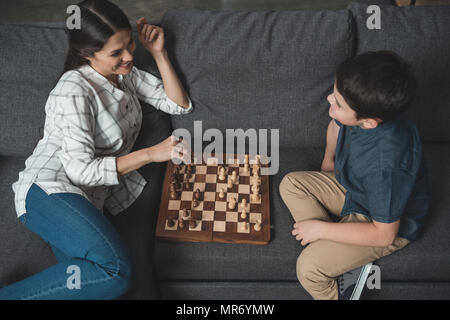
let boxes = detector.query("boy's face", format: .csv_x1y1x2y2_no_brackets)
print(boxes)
327,81,380,129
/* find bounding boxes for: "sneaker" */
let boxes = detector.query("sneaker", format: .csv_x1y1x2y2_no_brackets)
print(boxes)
337,262,373,300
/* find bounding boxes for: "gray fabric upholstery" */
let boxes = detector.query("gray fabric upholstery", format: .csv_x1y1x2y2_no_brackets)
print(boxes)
161,9,355,149
348,3,450,143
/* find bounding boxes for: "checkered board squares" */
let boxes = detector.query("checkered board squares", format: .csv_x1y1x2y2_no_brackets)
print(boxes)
156,153,271,245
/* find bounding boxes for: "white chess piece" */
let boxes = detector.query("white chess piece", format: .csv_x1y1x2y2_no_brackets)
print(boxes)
228,197,236,210
219,166,226,181
240,207,247,219
219,188,225,199
230,170,237,183
254,219,262,232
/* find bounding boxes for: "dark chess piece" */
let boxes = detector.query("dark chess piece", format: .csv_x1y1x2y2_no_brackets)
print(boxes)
194,188,202,201
167,219,175,228
189,220,197,229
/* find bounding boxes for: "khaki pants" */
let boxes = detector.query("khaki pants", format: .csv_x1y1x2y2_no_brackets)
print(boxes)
279,171,410,300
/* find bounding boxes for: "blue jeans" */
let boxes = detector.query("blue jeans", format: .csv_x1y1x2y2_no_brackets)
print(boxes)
0,183,132,300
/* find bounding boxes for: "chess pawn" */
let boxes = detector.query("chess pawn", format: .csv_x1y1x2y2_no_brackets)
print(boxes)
227,177,233,189
230,170,237,183
244,154,249,165
194,188,202,201
178,218,185,229
240,207,247,219
182,208,189,218
218,166,226,181
167,218,175,228
189,219,197,229
192,199,199,208
244,162,249,174
228,197,236,210
218,188,225,199
240,198,247,211
169,184,178,199
254,219,262,232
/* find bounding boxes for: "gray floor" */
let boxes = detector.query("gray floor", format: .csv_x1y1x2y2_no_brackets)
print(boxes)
1,0,396,24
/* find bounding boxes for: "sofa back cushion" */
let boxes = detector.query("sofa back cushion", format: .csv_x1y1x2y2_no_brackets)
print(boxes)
348,3,450,143
162,10,355,149
0,22,155,157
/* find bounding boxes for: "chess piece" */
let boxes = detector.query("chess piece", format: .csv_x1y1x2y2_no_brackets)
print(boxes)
240,198,247,211
194,188,201,201
218,188,225,199
192,199,199,208
169,183,178,199
240,207,247,219
253,155,261,175
227,177,233,189
244,154,249,165
244,162,249,174
178,218,185,229
184,180,191,189
218,166,226,181
244,222,249,231
228,197,236,210
189,219,197,229
167,219,175,228
254,219,262,232
182,208,189,218
251,184,261,202
230,170,237,183
252,171,261,186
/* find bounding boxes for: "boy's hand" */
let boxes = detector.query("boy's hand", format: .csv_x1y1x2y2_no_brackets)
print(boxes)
321,157,335,172
136,17,166,56
292,220,324,246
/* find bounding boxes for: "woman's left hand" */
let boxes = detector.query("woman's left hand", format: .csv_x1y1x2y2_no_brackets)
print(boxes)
136,17,165,56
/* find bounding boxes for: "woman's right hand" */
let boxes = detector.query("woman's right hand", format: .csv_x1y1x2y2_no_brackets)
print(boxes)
147,135,190,164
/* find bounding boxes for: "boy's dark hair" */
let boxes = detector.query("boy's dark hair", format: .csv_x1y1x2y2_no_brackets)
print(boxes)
335,51,417,122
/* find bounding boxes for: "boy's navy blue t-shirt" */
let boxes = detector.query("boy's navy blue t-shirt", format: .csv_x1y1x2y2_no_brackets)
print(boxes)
334,114,429,241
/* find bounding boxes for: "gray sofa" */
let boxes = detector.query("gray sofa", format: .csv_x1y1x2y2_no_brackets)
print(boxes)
1,3,449,300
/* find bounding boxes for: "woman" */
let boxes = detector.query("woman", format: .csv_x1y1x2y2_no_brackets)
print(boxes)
0,0,192,299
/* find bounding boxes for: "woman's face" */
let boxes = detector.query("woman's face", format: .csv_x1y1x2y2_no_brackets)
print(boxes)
86,29,135,82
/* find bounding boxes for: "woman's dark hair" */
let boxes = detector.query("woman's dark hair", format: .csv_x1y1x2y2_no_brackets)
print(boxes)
58,0,131,78
335,51,417,122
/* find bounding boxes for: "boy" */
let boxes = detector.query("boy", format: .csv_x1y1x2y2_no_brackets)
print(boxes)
279,51,429,300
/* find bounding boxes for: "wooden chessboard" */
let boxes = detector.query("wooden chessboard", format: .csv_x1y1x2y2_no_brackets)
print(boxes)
155,153,271,245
